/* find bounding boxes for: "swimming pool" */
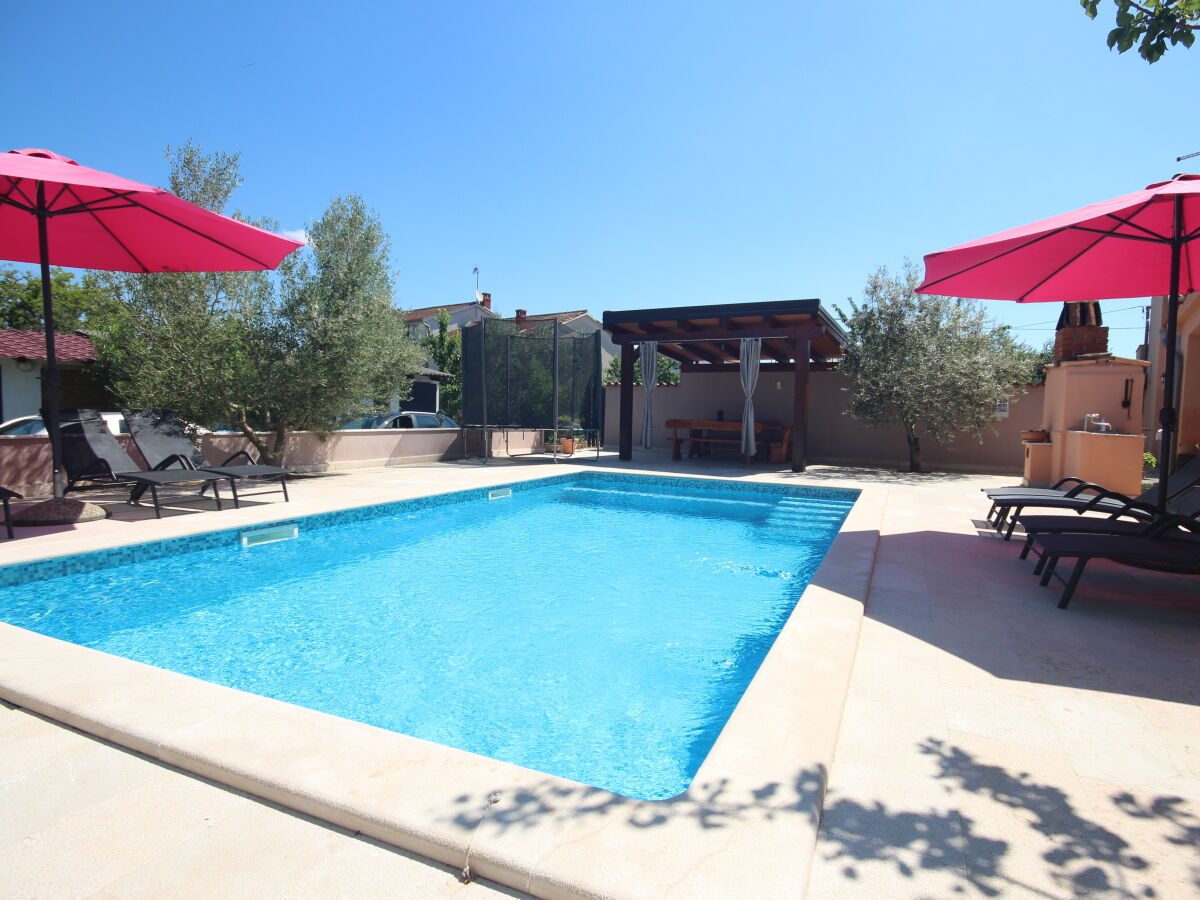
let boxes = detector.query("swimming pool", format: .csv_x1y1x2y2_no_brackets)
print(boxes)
0,472,856,800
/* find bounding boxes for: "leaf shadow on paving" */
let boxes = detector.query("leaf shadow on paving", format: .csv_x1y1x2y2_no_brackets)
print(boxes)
817,738,1199,898
446,765,829,836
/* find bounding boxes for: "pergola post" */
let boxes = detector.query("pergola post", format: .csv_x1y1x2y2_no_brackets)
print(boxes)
618,344,638,460
791,337,810,472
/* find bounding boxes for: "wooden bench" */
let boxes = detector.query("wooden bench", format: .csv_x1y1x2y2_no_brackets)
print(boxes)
665,419,789,464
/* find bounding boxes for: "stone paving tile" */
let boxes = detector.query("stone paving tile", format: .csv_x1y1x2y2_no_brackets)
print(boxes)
810,471,1200,900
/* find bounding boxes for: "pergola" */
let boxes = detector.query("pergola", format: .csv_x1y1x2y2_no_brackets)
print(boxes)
602,299,847,472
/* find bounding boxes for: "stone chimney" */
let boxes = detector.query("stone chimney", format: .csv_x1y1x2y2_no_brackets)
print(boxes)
1053,301,1108,362
515,308,527,330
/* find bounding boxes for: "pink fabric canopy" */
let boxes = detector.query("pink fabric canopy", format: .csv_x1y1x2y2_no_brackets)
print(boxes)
0,148,302,272
918,174,1200,302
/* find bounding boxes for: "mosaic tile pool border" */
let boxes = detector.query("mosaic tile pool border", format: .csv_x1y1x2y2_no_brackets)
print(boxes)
0,472,859,589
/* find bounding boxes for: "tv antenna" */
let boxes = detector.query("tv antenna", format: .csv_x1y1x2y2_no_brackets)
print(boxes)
473,266,480,291
1177,151,1200,162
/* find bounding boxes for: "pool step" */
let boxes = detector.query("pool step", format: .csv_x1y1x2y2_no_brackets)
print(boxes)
760,499,851,532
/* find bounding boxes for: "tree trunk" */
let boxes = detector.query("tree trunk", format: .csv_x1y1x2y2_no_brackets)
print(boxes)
231,405,273,466
903,422,923,473
265,422,289,468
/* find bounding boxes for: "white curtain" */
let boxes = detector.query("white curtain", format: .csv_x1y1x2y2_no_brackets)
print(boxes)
640,341,658,449
740,338,762,456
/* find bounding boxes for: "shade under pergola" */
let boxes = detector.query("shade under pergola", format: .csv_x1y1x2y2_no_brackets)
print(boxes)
602,298,847,472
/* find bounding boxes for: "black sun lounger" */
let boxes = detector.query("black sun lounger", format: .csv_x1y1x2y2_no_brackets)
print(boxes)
57,409,229,518
122,409,289,506
1028,518,1200,609
0,486,20,539
1015,488,1200,561
984,455,1200,535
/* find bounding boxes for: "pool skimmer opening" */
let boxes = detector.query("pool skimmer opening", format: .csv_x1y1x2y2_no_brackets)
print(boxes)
241,524,299,548
487,488,512,500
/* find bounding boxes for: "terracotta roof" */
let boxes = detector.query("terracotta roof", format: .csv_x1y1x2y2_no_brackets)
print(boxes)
404,302,476,323
517,310,589,323
0,329,97,362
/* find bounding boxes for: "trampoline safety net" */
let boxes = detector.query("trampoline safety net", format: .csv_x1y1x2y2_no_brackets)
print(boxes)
461,318,602,431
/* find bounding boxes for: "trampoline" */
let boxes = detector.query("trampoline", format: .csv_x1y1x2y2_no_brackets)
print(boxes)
461,318,603,462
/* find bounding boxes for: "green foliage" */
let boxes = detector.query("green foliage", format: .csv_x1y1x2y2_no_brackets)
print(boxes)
604,352,681,385
1081,0,1199,62
0,266,118,333
1016,340,1055,386
421,309,462,418
94,141,423,466
1144,451,1158,470
834,262,1036,473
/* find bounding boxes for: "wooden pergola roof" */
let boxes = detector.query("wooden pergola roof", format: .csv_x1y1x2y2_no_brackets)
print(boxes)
604,299,845,471
602,298,846,373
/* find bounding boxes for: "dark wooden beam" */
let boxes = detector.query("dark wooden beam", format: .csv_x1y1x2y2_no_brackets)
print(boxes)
619,344,638,460
610,325,822,345
763,338,792,364
664,343,707,363
792,337,810,473
678,342,725,364
680,361,836,373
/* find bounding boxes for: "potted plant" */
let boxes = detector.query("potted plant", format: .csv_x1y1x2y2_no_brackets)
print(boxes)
1020,427,1049,443
560,435,577,455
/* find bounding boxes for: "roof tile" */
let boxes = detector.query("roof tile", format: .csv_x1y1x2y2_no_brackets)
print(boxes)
0,329,97,362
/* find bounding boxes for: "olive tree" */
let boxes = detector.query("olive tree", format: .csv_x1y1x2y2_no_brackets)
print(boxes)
97,141,422,465
834,263,1036,473
422,309,462,419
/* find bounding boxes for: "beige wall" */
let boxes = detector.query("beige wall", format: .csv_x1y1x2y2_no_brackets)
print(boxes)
0,429,465,497
1040,357,1148,494
604,371,1044,474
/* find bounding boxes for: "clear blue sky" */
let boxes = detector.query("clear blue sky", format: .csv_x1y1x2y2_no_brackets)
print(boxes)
12,0,1193,356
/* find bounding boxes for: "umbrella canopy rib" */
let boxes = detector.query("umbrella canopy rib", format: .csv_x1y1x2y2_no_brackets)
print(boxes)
920,229,1063,293
60,185,149,273
1017,231,1111,301
123,196,275,269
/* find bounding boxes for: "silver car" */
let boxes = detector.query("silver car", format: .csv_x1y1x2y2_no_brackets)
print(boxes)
337,411,458,430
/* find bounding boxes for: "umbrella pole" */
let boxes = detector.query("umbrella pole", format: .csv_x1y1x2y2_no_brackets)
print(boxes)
36,181,65,499
1156,195,1184,514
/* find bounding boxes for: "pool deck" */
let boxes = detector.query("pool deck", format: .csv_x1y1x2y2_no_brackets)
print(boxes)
1,454,1197,898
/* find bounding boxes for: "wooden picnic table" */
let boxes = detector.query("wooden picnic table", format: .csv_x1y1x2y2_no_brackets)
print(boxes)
664,418,788,463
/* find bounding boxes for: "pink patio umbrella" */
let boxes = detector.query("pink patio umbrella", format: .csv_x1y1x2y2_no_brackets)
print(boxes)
917,173,1200,513
0,148,303,499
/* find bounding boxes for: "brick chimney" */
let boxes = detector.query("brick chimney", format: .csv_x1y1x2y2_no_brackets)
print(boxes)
479,291,491,310
515,308,527,330
1053,301,1108,362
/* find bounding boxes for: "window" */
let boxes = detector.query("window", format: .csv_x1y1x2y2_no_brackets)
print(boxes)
994,398,1010,420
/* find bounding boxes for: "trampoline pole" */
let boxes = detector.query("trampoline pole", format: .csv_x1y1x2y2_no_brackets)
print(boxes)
480,318,489,463
593,331,602,459
552,317,560,458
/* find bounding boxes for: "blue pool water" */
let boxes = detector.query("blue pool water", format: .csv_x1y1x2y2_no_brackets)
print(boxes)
0,473,856,800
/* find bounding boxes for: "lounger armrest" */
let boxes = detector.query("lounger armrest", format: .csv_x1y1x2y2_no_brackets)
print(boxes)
1145,515,1200,538
151,453,194,471
221,450,256,466
1062,481,1108,498
1051,476,1090,490
1078,489,1133,511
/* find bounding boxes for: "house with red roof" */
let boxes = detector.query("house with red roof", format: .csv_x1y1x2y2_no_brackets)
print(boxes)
505,308,617,369
0,328,107,423
403,292,497,339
